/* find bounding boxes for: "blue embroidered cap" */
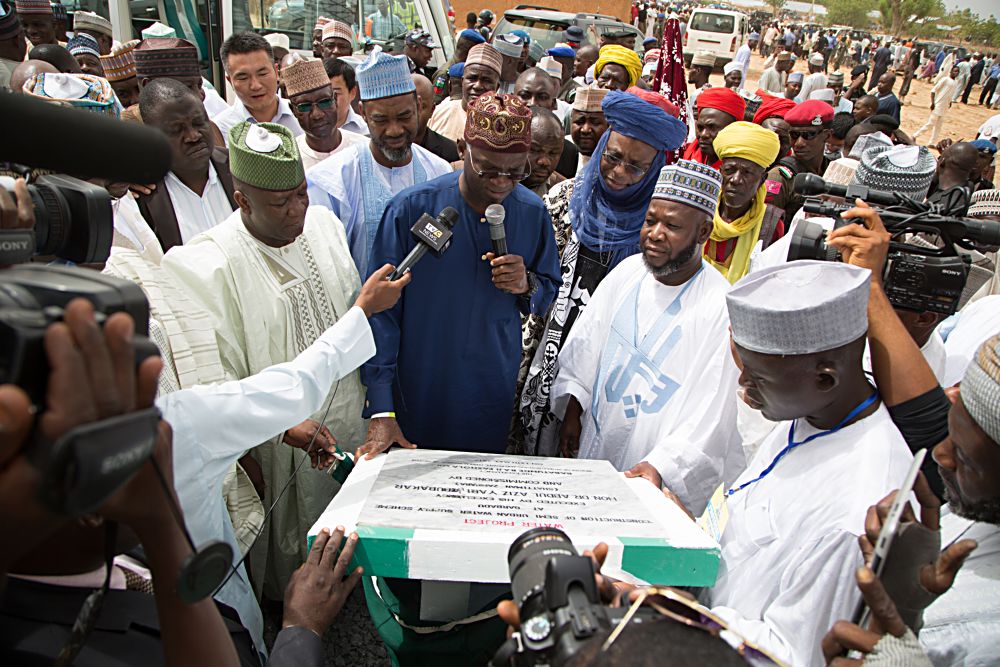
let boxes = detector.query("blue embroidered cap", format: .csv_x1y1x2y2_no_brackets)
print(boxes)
547,45,575,58
356,45,416,101
68,33,101,60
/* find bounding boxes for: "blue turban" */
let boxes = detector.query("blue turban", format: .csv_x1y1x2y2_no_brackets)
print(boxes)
459,29,486,44
568,90,688,269
547,45,575,58
970,139,998,155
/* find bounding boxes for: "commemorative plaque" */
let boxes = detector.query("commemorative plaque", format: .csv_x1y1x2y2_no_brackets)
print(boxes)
308,449,720,586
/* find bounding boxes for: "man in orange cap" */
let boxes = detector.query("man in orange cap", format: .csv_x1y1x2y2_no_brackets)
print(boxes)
767,99,834,220
681,87,745,168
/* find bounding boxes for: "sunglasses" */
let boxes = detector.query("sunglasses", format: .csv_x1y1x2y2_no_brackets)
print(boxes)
603,587,787,667
293,97,335,113
790,128,826,142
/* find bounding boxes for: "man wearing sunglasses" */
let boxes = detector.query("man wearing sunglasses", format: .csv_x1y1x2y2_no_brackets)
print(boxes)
284,57,365,170
307,48,452,278
135,78,237,252
766,99,834,221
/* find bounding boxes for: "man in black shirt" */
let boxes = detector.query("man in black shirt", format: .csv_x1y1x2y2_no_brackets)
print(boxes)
412,73,459,163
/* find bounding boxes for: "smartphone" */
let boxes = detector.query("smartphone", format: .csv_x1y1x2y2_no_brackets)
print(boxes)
850,448,927,628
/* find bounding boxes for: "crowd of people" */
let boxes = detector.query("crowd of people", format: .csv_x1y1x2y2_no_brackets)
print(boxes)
1,1,1000,666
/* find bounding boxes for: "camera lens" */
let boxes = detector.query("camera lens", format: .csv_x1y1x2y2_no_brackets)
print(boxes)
508,527,577,612
787,219,840,262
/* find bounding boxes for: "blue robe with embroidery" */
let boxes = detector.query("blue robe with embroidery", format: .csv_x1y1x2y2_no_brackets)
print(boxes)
362,172,561,452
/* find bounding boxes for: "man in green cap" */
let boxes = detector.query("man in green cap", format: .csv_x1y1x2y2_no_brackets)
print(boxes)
161,121,380,599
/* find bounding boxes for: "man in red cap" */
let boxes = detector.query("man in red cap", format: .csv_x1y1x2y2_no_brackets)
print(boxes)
682,87,745,168
767,99,834,220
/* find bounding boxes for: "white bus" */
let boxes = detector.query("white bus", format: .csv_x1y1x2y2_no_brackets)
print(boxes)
683,7,749,68
56,0,456,92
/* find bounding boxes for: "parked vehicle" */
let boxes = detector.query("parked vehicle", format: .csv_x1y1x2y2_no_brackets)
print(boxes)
493,5,643,55
683,7,749,68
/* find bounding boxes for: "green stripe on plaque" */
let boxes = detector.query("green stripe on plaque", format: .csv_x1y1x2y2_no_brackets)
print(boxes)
352,526,414,578
618,537,721,588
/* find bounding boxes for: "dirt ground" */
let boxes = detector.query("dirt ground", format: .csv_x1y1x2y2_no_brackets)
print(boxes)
717,53,998,143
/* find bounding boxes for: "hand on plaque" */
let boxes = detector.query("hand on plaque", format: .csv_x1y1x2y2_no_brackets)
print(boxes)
283,526,364,638
357,416,416,461
624,462,662,489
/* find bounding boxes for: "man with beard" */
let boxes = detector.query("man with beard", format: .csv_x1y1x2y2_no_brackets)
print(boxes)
285,57,364,170
551,160,741,516
357,93,560,663
135,78,237,252
568,86,609,170
703,121,783,284
810,212,1000,664
522,106,565,197
768,99,833,220
308,47,451,277
514,89,686,457
428,42,500,142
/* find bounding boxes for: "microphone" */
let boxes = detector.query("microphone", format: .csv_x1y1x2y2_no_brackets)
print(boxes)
486,203,507,257
0,91,172,183
388,207,460,280
792,172,905,208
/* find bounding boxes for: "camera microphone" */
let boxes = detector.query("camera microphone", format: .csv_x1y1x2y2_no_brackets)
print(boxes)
388,207,459,280
0,92,172,184
793,173,908,208
486,204,507,257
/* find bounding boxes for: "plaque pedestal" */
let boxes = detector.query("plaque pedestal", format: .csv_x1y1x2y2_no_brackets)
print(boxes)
309,449,720,587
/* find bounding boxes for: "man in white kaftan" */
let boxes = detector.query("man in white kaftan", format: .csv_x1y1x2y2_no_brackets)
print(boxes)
161,120,367,598
550,161,742,517
306,46,451,278
697,261,914,667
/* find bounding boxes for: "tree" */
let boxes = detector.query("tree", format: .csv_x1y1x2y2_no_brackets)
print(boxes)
879,0,943,36
828,0,871,28
766,0,786,16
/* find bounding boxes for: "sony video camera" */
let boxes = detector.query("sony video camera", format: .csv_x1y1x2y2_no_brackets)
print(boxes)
0,174,114,265
787,174,1000,315
491,528,659,667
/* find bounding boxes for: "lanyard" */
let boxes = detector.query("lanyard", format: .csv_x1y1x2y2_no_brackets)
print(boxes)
725,392,879,498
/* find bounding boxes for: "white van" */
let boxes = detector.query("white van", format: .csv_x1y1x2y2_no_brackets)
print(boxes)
683,8,749,68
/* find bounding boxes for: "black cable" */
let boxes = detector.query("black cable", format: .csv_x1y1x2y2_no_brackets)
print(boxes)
151,456,199,553
211,381,341,596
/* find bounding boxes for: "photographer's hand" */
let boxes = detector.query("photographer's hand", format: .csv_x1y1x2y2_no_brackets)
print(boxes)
0,178,33,231
825,199,891,282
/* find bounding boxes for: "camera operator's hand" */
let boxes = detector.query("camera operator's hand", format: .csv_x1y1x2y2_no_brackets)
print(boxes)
821,567,932,666
0,298,161,581
354,264,411,317
0,177,33,231
129,183,157,197
282,526,364,638
283,419,338,469
825,199,891,283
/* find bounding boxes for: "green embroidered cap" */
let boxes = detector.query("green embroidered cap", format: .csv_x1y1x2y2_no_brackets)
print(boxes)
228,121,305,191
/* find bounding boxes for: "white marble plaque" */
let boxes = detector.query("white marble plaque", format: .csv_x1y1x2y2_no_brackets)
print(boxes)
359,450,667,537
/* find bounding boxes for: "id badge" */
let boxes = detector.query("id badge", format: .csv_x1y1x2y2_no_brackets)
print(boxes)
698,484,730,543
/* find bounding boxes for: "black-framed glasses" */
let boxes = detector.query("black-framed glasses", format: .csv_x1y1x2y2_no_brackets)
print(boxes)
294,97,335,114
467,148,531,182
789,128,825,142
604,587,787,667
602,150,651,178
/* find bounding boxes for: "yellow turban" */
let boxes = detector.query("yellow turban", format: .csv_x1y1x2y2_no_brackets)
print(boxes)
713,121,780,169
594,45,642,88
